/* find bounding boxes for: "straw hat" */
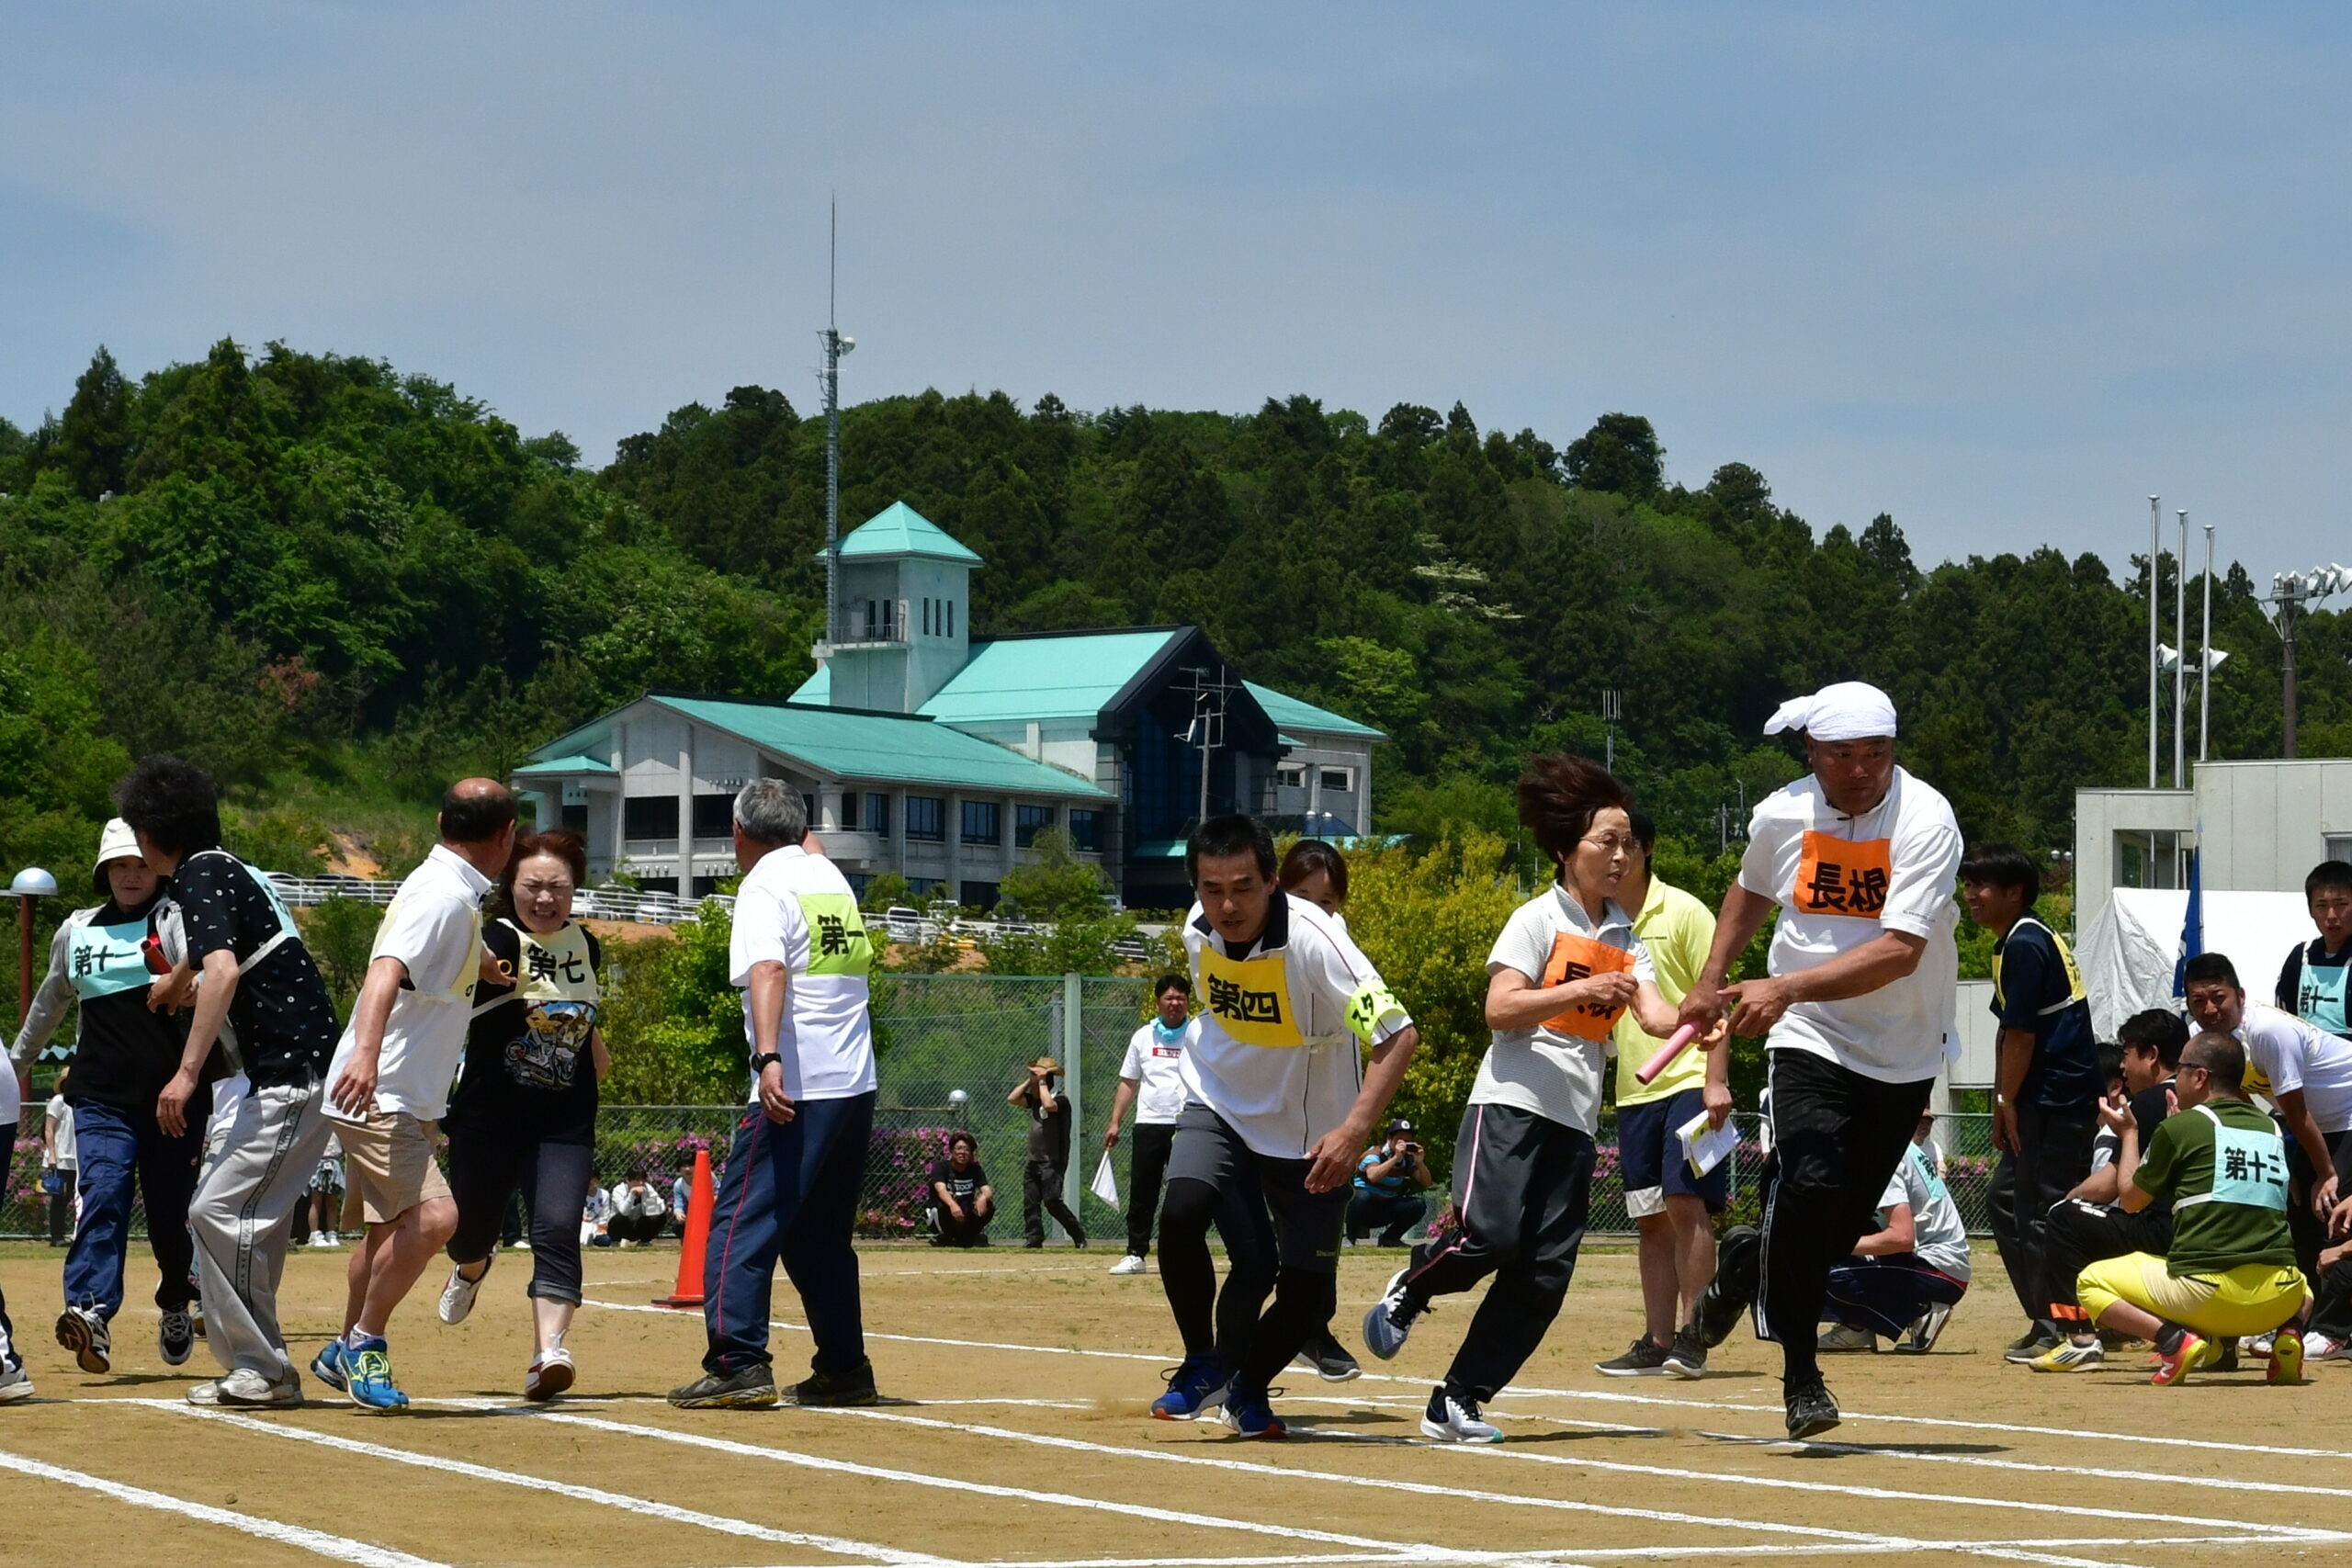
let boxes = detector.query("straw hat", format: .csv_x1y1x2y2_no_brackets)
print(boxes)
1028,1055,1061,1075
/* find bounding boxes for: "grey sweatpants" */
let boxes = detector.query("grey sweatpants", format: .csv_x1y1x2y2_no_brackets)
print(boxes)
190,1080,332,1378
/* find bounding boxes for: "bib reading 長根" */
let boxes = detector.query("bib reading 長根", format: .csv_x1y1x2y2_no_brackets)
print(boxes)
1792,831,1893,919
1539,931,1636,1042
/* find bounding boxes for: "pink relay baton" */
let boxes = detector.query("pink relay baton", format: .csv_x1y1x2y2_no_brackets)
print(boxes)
1634,1024,1701,1087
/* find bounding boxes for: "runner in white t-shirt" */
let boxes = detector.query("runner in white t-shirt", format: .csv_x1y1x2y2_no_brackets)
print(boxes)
2182,952,2352,1293
1148,815,1416,1438
1361,754,1710,1442
1102,974,1197,1275
321,780,514,1412
1674,682,1962,1440
670,781,880,1412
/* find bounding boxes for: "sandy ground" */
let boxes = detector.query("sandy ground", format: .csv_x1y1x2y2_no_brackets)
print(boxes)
0,1237,2345,1568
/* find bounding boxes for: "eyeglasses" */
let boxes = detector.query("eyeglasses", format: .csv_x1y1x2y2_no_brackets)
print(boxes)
1578,834,1635,857
516,879,575,898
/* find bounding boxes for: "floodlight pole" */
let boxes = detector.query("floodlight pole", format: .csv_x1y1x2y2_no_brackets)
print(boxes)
2199,522,2214,762
2278,577,2302,760
2146,496,2160,787
2172,511,2187,787
820,198,852,652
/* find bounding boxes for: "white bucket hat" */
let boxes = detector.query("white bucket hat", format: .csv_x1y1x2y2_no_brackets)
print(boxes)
93,817,144,894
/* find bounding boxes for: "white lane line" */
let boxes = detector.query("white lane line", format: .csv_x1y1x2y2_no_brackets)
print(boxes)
808,1404,2317,1568
0,1443,449,1568
144,1403,933,1565
1725,1430,2352,1506
585,1298,2352,1466
509,1408,1479,1562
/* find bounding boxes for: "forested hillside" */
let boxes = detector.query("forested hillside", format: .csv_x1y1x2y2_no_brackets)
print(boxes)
4,338,2343,921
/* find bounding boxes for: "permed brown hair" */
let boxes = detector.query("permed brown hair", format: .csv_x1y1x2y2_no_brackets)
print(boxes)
1516,753,1632,868
493,829,591,921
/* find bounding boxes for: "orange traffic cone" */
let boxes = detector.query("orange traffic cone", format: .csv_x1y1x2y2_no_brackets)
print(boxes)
654,1146,716,1309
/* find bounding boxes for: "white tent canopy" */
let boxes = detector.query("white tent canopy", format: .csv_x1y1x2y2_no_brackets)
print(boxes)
2077,888,2314,1039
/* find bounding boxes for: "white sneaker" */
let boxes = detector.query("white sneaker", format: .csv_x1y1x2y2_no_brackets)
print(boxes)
308,1232,329,1248
1816,1324,1877,1352
525,1346,575,1401
2307,1331,2347,1361
1419,1386,1503,1443
438,1259,491,1325
1108,1255,1148,1276
195,1367,302,1407
514,1239,532,1251
2243,1330,2276,1359
0,1362,31,1404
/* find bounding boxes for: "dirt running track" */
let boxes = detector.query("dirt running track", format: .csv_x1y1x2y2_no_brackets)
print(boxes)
0,1240,2345,1568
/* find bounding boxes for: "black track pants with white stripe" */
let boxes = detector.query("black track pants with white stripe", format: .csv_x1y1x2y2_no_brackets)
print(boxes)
1400,1101,1595,1403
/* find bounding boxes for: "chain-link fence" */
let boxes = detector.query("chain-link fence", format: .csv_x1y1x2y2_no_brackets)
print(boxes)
0,974,2003,1246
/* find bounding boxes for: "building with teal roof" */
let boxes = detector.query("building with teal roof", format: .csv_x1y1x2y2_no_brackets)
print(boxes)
514,502,1382,908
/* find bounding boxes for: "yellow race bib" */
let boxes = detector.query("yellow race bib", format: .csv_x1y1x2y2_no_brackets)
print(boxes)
1197,946,1303,1048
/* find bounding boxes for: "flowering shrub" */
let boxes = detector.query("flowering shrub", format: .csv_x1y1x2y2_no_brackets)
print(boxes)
858,1125,961,1238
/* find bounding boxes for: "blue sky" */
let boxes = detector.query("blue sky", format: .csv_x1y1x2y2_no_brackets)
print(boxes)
5,3,2347,591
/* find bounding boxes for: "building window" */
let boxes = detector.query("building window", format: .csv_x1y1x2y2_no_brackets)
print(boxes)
1015,804,1055,848
2115,830,2189,891
845,872,872,899
922,598,932,637
961,799,1001,845
802,793,818,829
906,795,945,841
1069,809,1100,852
909,877,949,901
1319,766,1355,794
947,599,955,638
1275,763,1306,789
560,803,589,834
866,793,891,837
2328,834,2352,865
839,790,858,830
634,876,679,897
690,875,726,898
690,794,734,839
961,880,1000,911
623,796,678,840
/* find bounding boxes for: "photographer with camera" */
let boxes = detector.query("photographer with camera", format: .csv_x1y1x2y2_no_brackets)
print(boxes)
1009,1056,1086,1248
1348,1120,1432,1247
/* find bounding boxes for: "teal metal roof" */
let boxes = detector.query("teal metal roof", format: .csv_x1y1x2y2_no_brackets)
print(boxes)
922,631,1182,723
830,501,984,565
514,753,616,776
642,696,1109,800
1245,681,1384,740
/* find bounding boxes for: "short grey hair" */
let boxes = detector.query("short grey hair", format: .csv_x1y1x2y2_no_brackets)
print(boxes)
733,779,807,846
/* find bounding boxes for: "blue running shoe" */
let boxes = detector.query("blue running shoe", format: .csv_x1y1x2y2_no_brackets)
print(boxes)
1362,1269,1424,1361
1150,1357,1230,1421
310,1339,349,1393
344,1337,410,1413
1221,1386,1285,1439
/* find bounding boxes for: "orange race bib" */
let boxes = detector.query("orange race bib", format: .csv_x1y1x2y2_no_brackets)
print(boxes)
1792,831,1893,919
1539,931,1637,1041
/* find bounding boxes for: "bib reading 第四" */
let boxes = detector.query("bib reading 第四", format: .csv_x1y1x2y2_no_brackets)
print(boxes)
1539,931,1637,1042
1792,831,1894,919
1197,946,1303,1048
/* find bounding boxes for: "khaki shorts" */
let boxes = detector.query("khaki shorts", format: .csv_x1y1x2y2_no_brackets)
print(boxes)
338,1111,452,1224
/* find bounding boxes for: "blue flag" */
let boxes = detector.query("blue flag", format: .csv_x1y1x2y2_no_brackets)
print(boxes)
2171,848,2202,998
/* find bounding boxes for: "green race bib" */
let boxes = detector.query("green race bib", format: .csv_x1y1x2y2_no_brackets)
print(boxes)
796,894,874,976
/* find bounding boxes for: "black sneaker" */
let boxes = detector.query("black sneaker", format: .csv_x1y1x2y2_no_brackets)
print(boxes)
1294,1328,1363,1383
2212,1338,2240,1373
157,1307,197,1368
668,1365,780,1409
788,1359,879,1407
2004,1327,2061,1364
1663,1323,1707,1380
1783,1377,1840,1439
1596,1337,1672,1377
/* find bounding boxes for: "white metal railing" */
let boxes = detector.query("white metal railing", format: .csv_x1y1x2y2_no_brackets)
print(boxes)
266,877,1155,957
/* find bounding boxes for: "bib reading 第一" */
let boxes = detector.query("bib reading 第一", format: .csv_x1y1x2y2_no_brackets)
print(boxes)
1539,931,1636,1042
1197,946,1303,1048
1792,831,1894,919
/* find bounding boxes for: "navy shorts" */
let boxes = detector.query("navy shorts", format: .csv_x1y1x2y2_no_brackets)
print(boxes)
1617,1086,1729,1214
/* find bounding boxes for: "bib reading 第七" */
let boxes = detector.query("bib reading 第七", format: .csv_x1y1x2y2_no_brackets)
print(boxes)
1792,831,1894,919
1197,946,1303,1048
1539,931,1637,1042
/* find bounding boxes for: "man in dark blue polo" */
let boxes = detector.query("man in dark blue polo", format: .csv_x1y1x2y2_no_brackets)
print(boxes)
2278,862,2352,1043
1961,842,2100,1365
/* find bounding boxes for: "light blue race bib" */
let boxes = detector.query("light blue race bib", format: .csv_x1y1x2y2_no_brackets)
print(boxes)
2209,1122,2289,1212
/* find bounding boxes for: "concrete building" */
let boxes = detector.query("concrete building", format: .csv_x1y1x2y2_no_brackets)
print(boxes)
513,502,1384,908
2073,758,2352,940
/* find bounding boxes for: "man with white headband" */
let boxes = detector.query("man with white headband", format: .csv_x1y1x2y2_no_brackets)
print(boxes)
1677,681,1961,1438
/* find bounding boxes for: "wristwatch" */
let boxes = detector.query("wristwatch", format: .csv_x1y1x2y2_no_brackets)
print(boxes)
751,1052,783,1075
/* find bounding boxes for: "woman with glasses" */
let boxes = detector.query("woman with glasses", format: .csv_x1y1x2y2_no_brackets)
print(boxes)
434,829,610,1400
1361,753,1715,1442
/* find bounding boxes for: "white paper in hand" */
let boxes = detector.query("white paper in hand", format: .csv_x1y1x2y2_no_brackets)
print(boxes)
1090,1150,1121,1210
1677,1108,1738,1179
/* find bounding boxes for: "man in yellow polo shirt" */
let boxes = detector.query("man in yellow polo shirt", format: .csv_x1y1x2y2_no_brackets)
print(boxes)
1599,808,1731,1380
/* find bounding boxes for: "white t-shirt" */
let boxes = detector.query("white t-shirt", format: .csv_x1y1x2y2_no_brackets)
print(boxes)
1120,1018,1195,1126
325,843,491,1123
1178,893,1411,1159
729,844,877,1102
611,1180,669,1219
44,1094,75,1168
1877,1138,1971,1280
1738,768,1962,1083
2238,1001,2352,1134
1477,884,1657,1136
